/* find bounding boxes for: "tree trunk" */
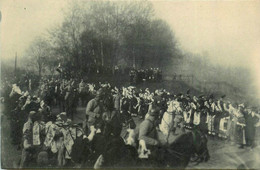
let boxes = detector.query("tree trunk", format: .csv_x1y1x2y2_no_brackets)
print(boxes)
39,65,42,77
101,42,104,66
133,48,135,68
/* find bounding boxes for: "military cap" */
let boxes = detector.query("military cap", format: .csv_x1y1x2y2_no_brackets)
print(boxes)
208,94,214,99
149,108,159,116
177,93,183,97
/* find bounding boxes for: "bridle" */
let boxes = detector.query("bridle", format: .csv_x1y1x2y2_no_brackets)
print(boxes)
161,103,182,143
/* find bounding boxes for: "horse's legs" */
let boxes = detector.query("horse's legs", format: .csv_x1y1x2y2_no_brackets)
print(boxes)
172,125,177,135
180,122,185,133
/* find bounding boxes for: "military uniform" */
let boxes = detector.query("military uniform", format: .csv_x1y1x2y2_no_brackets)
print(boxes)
85,98,103,130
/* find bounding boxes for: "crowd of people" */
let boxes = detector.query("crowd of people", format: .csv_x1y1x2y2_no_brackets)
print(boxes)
129,68,162,84
1,76,260,168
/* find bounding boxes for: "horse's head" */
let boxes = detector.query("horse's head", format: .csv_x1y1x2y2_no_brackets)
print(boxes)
191,130,210,163
9,84,22,98
167,101,182,113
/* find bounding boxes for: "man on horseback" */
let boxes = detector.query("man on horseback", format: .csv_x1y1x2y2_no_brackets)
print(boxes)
139,107,161,149
173,96,185,135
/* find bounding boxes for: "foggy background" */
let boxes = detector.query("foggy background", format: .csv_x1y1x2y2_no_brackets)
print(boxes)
1,0,260,104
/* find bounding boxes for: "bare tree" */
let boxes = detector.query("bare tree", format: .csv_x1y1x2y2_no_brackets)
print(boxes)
46,1,179,75
25,38,51,77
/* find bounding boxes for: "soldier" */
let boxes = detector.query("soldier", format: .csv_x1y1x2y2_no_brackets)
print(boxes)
112,87,121,111
83,89,103,135
78,79,89,106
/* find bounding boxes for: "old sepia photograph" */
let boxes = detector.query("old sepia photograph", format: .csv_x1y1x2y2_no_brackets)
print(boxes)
1,0,260,169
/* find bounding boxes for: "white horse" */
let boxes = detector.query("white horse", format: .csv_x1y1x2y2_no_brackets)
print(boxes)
159,100,182,137
125,128,137,147
9,84,22,99
138,140,151,159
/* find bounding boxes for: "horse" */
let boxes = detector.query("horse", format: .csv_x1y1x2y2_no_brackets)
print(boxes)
138,129,210,168
7,84,26,145
159,100,183,138
90,115,138,168
8,84,23,110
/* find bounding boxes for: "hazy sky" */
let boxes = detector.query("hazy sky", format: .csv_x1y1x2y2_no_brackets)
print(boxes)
1,0,259,65
1,0,260,96
153,1,260,67
0,0,68,61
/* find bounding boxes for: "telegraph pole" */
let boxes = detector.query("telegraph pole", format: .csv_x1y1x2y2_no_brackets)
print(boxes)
14,52,17,75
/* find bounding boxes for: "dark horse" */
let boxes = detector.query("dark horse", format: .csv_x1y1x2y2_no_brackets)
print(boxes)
93,129,209,169
77,113,138,168
141,129,210,168
8,85,23,111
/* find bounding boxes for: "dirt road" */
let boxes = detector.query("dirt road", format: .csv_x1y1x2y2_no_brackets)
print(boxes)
2,106,260,169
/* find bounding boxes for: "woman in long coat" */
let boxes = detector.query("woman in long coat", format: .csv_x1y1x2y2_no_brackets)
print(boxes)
244,108,259,148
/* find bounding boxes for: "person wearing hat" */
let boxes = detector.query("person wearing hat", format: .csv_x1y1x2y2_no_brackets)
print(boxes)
120,90,132,127
213,98,225,137
56,112,72,126
20,111,45,168
113,88,121,111
145,94,161,118
39,100,51,123
138,107,161,150
78,79,88,106
172,100,185,135
129,91,138,117
244,107,259,148
208,96,218,135
84,89,104,135
236,104,246,148
226,103,238,144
